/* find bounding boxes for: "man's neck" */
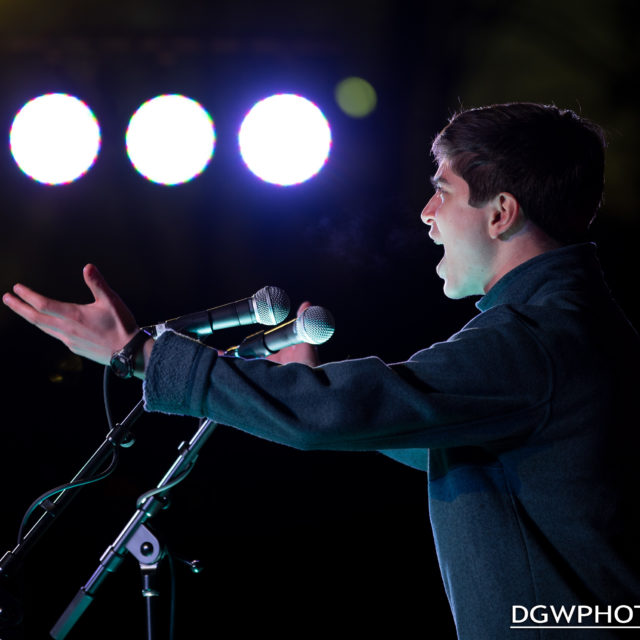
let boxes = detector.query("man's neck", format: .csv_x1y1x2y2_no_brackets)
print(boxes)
484,223,561,294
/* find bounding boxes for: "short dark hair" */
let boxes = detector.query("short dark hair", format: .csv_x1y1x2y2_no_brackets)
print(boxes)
431,103,606,244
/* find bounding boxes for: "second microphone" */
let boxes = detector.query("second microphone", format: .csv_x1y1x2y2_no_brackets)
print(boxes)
226,306,335,358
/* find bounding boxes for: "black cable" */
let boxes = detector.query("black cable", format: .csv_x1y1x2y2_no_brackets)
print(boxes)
16,449,119,545
16,365,124,545
135,464,195,510
103,364,116,431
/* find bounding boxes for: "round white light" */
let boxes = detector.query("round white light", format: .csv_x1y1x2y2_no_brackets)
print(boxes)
126,94,215,185
238,94,332,186
9,93,101,185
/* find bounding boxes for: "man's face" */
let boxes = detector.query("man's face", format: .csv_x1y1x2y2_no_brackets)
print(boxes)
421,161,496,299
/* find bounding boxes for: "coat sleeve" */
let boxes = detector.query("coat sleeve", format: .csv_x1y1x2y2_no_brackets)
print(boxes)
143,307,552,452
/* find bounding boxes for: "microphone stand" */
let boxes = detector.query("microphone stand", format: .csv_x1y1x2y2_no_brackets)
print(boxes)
50,417,218,639
0,399,145,581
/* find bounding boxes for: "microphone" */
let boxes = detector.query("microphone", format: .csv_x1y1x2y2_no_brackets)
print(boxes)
226,305,335,358
152,286,290,337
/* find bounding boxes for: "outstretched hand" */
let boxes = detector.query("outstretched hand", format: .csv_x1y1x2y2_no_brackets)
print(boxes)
3,265,321,370
2,264,139,366
265,301,320,367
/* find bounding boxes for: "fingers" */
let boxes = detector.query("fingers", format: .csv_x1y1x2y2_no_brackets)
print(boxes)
1,298,76,350
296,301,312,316
3,285,71,322
3,267,103,320
265,340,319,367
3,290,82,348
2,290,38,324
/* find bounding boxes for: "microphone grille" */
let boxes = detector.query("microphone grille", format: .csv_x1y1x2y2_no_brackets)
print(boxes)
253,286,291,325
296,306,335,345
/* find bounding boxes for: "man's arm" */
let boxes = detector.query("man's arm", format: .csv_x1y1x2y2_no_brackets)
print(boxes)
143,308,551,453
4,264,551,454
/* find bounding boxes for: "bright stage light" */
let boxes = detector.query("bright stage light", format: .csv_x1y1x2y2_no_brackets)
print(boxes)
238,94,332,186
126,95,215,185
9,93,101,185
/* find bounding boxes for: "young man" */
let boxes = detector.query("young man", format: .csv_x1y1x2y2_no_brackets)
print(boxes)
5,103,639,638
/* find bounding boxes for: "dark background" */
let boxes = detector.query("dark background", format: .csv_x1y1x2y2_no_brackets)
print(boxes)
1,1,638,637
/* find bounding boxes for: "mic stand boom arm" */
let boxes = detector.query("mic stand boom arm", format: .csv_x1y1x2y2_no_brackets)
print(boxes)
0,399,146,581
50,417,219,639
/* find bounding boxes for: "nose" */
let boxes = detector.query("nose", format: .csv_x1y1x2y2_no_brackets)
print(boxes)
421,193,439,226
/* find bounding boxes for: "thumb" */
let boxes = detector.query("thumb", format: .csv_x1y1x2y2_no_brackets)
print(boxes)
82,263,137,330
83,263,111,302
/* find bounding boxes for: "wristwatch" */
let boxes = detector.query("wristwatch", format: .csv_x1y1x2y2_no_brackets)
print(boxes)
110,329,153,379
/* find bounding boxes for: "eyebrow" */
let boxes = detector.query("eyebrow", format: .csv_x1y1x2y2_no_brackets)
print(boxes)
430,175,450,188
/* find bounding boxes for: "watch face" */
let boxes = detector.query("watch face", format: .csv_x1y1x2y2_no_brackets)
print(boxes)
111,353,131,378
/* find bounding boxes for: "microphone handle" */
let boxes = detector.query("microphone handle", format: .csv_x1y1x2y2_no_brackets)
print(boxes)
158,299,256,336
262,318,298,352
225,319,298,358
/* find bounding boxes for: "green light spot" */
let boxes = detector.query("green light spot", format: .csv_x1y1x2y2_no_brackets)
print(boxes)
334,77,377,118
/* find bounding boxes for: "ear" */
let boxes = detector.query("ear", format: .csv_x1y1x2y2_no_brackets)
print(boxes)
487,192,521,240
